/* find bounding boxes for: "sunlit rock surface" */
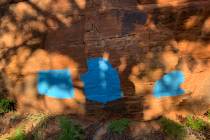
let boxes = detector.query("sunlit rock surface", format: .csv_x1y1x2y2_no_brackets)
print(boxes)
0,0,210,118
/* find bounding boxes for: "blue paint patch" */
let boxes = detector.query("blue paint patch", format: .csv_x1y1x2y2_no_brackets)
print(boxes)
153,71,185,98
37,69,74,99
81,58,123,104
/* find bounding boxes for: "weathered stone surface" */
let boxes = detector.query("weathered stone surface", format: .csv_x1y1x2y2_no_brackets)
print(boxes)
0,0,210,120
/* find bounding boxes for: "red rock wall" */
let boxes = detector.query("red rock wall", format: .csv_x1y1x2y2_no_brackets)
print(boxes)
0,0,210,120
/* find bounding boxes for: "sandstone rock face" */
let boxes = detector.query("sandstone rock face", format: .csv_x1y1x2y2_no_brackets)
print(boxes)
0,0,210,120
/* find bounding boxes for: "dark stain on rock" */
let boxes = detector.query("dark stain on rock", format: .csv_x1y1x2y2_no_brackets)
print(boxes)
122,10,147,35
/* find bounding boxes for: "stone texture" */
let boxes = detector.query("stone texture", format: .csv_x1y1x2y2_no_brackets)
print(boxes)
0,0,210,120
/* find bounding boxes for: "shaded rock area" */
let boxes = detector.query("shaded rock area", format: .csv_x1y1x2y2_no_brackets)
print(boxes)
0,0,210,121
2,112,210,140
0,112,165,140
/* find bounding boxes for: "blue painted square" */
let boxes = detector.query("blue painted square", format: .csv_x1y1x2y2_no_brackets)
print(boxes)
37,69,74,99
81,57,123,104
153,71,185,98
